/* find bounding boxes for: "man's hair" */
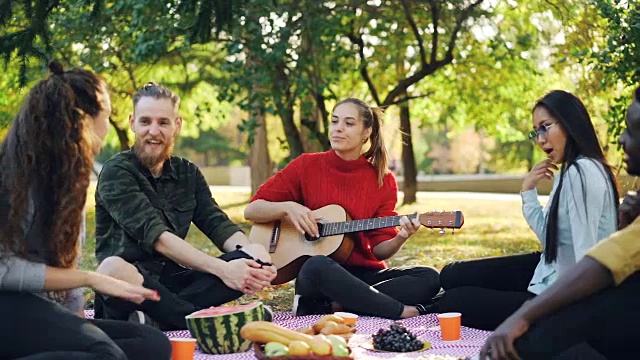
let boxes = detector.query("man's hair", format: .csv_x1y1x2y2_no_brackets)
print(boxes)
132,82,180,109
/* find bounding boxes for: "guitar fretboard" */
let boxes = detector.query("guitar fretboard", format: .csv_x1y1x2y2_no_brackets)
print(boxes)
320,213,418,236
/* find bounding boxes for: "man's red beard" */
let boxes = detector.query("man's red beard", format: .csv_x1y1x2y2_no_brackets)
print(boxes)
133,136,175,170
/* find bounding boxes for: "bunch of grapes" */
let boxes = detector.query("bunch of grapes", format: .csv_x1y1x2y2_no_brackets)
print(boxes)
372,323,423,352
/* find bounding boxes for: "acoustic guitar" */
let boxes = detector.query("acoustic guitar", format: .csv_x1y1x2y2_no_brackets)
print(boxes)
248,204,464,285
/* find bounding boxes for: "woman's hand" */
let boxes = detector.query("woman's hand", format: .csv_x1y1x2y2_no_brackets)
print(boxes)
522,159,558,191
479,315,530,359
87,272,160,304
283,201,319,238
397,215,421,241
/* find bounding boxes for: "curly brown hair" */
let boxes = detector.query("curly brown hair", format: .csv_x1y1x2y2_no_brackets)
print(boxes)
0,61,104,269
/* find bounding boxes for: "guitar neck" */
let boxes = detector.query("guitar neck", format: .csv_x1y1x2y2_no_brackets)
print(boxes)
320,214,418,237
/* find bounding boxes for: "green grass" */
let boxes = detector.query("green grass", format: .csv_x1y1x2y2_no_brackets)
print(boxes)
81,188,541,312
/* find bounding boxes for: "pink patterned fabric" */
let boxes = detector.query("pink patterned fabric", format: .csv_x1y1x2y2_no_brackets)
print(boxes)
84,310,489,359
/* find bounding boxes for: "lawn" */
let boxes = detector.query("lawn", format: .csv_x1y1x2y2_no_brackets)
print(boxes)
81,186,542,312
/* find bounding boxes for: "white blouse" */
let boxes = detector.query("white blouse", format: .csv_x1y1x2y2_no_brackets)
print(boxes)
522,157,617,295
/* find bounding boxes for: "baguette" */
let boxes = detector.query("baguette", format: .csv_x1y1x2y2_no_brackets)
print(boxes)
241,321,314,345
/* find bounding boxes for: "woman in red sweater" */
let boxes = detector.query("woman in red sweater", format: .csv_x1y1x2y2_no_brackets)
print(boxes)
244,98,439,319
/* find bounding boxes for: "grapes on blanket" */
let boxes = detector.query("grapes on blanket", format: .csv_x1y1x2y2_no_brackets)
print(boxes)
372,323,424,352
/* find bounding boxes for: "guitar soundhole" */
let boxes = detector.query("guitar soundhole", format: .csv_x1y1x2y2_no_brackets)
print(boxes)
304,223,325,241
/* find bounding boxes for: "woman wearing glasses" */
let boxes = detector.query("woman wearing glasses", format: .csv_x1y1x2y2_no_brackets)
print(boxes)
427,90,619,330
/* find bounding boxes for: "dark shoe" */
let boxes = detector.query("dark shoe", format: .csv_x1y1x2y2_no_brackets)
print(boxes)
128,310,161,329
415,304,436,315
292,295,332,316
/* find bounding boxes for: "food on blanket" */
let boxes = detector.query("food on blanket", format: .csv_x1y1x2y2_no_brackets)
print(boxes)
287,340,311,356
319,321,339,335
185,302,266,354
326,334,348,348
312,314,346,333
241,321,315,345
301,315,355,340
242,321,358,357
372,323,424,352
264,342,289,356
327,335,349,356
309,335,333,356
296,326,316,335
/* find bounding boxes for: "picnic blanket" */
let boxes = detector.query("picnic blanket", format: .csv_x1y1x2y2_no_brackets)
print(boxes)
85,310,490,359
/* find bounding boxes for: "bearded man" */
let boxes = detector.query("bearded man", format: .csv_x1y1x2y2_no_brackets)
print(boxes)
93,83,275,330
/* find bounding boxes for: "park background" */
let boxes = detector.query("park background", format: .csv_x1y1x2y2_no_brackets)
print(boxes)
2,0,639,310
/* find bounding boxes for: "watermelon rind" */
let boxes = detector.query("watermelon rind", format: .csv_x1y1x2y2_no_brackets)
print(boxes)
185,302,265,354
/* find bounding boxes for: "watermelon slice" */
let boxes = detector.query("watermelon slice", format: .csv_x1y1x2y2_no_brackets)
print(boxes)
185,302,267,354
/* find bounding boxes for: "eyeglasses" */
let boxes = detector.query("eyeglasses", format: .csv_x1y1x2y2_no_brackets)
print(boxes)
528,122,558,141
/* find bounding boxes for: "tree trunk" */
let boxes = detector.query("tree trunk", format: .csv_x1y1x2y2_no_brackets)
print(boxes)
273,63,304,159
109,117,130,150
300,96,327,152
249,107,272,194
399,94,417,205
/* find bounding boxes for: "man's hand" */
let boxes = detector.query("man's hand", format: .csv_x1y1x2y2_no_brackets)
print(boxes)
480,314,529,360
618,191,640,229
220,259,277,295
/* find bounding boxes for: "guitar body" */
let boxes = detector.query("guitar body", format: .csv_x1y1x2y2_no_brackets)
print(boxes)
248,204,355,285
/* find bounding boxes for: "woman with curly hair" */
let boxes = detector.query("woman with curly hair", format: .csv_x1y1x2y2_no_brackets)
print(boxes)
0,61,171,359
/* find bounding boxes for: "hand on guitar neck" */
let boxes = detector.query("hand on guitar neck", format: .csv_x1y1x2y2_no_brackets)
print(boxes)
248,204,464,285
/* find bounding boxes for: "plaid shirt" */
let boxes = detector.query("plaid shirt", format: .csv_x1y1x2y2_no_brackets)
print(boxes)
95,150,241,263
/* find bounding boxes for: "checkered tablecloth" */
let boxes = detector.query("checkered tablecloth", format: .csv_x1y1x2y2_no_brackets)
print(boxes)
159,312,490,359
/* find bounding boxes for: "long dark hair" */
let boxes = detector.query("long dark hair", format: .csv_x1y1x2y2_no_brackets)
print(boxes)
334,98,389,186
536,90,620,263
0,61,104,268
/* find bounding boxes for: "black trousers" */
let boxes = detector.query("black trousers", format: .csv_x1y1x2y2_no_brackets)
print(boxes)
95,250,252,330
431,252,540,330
515,272,640,359
295,255,440,319
0,291,170,360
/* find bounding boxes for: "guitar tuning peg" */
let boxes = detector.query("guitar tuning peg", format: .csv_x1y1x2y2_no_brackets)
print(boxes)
438,229,446,235
430,228,435,234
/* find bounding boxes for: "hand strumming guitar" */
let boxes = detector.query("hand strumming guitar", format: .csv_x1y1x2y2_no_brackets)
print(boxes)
283,201,320,238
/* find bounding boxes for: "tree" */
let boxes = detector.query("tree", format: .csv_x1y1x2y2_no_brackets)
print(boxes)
340,0,485,203
1,0,243,149
586,0,640,145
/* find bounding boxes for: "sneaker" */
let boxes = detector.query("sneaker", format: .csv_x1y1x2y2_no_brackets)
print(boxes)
128,310,161,329
415,304,430,315
291,295,332,316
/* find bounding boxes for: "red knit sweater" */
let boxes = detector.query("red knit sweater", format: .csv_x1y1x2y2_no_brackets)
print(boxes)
250,150,399,269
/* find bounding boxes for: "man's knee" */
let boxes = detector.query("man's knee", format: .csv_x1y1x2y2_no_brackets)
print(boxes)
239,243,272,262
96,256,143,285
